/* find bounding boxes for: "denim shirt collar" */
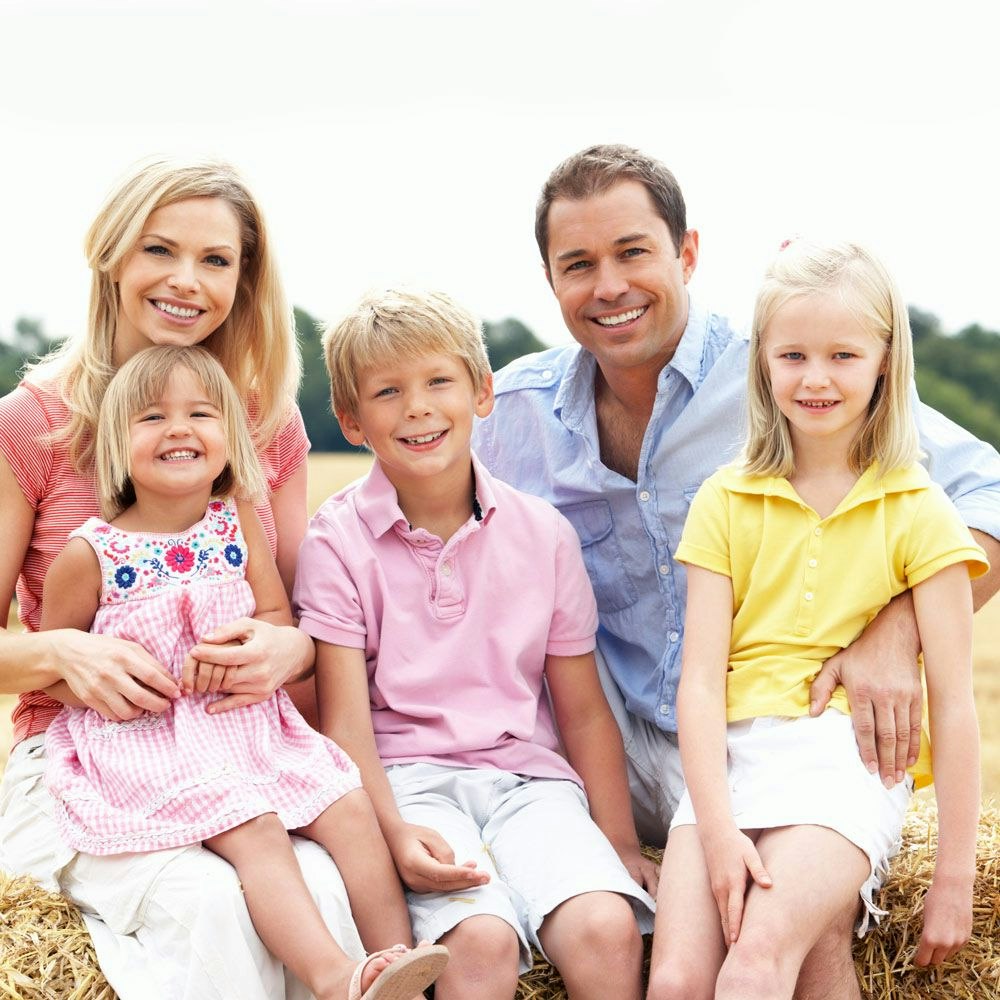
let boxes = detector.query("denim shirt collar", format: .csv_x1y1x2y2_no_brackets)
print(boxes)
554,296,712,435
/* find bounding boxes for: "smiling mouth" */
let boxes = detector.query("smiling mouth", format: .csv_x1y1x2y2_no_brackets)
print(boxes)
797,400,839,409
400,431,445,445
594,307,647,327
159,449,199,461
152,300,203,319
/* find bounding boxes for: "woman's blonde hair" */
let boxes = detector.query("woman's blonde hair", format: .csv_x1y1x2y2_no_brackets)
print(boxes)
97,346,266,521
744,238,919,477
323,288,491,421
33,155,300,469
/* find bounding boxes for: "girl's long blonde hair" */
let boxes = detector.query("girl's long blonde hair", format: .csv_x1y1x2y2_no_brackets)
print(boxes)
32,155,300,470
743,238,919,478
96,346,266,522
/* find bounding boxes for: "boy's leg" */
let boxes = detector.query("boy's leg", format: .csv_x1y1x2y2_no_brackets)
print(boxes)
387,765,525,999
715,825,869,1000
485,776,654,1000
645,825,727,1000
294,788,415,953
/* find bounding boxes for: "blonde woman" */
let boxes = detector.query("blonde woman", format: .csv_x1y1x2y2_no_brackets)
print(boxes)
0,157,362,1000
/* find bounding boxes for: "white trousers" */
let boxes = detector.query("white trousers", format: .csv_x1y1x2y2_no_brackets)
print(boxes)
1,735,364,1000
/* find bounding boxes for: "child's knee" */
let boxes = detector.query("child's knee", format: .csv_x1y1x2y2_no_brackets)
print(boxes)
646,962,716,1000
542,891,642,967
440,915,521,975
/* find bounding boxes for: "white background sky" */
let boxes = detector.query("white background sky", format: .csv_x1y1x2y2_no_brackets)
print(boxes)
1,0,998,351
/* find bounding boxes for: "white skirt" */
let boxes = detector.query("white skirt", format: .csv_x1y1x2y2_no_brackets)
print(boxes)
670,709,912,934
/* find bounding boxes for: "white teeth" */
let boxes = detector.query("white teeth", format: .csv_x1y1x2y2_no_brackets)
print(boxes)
154,301,201,318
402,431,444,445
595,307,645,327
161,450,197,461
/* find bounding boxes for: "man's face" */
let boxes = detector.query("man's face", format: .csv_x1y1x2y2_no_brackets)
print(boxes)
545,180,698,381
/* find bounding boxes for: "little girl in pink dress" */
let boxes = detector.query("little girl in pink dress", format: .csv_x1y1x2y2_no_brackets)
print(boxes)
42,346,447,1000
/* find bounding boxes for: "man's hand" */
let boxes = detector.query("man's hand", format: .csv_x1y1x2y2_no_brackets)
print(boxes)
809,592,922,787
387,822,492,894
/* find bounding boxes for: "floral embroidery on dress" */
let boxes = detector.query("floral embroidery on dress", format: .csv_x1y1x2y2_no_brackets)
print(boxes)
73,498,248,604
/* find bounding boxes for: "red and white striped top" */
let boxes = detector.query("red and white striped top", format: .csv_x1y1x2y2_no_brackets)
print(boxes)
0,378,309,747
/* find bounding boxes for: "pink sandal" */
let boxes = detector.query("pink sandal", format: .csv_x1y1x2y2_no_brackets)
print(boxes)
347,943,449,1000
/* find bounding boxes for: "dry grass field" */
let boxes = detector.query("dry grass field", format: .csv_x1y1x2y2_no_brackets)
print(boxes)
2,450,998,799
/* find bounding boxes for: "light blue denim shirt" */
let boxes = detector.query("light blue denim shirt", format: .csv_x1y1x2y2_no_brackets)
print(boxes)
473,300,1000,733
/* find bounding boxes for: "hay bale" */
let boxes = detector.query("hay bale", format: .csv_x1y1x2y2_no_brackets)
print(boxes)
2,800,997,999
0,870,115,999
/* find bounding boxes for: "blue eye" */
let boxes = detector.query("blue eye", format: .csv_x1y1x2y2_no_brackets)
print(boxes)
144,244,170,257
782,352,804,361
833,352,855,360
205,254,232,268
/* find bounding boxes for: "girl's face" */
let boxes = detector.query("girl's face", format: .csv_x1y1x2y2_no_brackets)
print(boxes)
763,293,886,455
128,366,229,503
113,197,243,367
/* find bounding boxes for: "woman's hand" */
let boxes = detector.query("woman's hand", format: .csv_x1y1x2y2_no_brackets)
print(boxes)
700,824,772,944
187,617,314,714
48,628,179,721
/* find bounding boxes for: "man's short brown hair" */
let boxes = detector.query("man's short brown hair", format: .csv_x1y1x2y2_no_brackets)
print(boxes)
535,144,687,268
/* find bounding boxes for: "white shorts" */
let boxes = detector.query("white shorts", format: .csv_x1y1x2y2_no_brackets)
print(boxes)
670,711,912,933
1,734,364,999
386,763,655,973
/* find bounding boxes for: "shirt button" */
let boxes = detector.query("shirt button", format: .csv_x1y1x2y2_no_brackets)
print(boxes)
659,705,670,715
669,631,679,642
814,527,822,536
441,564,452,576
808,558,817,568
659,564,671,576
804,592,814,601
639,491,651,502
542,369,553,379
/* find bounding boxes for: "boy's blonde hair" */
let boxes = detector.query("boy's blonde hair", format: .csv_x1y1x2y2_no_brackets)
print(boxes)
322,288,491,421
96,346,266,521
32,155,300,469
744,238,919,478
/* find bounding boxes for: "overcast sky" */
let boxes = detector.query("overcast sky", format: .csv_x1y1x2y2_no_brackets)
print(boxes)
2,0,998,351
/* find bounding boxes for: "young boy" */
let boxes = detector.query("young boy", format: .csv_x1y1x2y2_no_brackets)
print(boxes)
293,289,656,1000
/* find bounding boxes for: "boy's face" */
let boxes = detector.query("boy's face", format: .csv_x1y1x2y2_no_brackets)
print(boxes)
339,352,494,498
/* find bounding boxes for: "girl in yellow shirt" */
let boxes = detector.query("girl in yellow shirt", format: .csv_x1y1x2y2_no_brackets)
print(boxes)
647,239,988,1000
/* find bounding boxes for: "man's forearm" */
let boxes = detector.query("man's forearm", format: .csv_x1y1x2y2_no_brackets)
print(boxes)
970,529,1000,611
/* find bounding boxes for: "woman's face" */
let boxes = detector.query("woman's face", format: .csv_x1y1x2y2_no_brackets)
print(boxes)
113,197,243,366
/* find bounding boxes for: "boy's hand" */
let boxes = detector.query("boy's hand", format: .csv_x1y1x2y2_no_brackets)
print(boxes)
914,876,973,966
700,825,772,944
388,822,491,894
616,842,659,896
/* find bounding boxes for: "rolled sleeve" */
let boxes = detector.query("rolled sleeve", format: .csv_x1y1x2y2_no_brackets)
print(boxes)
545,514,599,656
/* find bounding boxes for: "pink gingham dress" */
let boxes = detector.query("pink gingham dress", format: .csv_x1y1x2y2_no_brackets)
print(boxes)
44,499,361,856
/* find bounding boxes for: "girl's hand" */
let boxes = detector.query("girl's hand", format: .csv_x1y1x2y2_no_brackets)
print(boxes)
700,825,772,944
181,641,240,695
615,841,660,896
50,628,179,721
386,822,491,894
187,618,313,714
914,876,973,966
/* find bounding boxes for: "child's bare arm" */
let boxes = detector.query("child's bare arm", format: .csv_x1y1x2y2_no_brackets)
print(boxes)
911,562,979,967
40,538,178,719
677,564,770,944
315,639,489,894
547,650,658,894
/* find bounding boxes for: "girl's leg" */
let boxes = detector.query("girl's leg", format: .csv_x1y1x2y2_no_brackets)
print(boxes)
294,789,415,952
537,891,644,1000
646,825,728,1000
715,825,869,1000
205,814,428,1000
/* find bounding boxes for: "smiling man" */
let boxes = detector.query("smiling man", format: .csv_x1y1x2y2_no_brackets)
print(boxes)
473,144,1000,999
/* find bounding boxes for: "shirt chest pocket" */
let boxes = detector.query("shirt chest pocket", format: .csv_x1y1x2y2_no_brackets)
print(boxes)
558,499,639,613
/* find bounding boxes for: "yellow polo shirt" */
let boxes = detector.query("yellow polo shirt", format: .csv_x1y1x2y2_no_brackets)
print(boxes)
676,462,989,786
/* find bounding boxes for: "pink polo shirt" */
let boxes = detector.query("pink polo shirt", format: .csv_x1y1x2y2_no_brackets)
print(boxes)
293,454,598,786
